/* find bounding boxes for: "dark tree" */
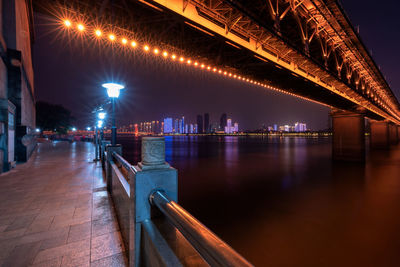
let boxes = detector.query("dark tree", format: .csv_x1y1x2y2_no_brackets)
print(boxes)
36,101,75,134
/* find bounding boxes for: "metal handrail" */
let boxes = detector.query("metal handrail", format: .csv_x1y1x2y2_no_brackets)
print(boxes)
150,190,253,267
112,151,132,171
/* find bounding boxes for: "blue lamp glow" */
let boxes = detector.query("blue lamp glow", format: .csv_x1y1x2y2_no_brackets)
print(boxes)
98,112,106,120
72,127,77,132
102,82,125,145
102,83,124,98
86,127,91,131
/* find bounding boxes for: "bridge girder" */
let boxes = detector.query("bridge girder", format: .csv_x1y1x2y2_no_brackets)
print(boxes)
32,0,400,124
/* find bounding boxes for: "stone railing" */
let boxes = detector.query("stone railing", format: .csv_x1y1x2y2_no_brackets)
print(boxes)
103,137,253,267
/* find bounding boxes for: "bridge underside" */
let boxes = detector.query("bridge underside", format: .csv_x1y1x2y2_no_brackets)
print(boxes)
34,0,397,122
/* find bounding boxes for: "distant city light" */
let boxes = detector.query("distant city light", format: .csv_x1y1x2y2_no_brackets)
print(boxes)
72,127,77,131
103,83,125,98
35,128,40,132
86,127,91,131
97,120,103,128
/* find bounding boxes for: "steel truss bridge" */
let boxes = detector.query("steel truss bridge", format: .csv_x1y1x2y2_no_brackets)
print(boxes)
34,0,400,124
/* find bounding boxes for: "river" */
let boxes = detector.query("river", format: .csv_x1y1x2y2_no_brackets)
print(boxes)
119,135,400,266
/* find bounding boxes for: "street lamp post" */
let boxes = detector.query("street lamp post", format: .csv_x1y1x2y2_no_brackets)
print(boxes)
102,83,125,145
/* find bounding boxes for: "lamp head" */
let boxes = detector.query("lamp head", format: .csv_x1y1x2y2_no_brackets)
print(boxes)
98,112,106,120
102,83,125,98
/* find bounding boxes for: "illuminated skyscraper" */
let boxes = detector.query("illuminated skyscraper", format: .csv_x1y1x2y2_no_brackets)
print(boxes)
164,118,173,133
234,123,239,132
174,119,179,133
225,119,232,134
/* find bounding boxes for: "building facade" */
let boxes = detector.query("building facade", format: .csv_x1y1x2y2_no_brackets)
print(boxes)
0,0,35,173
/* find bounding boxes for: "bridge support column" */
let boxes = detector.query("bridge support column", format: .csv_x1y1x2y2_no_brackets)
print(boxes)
331,109,365,162
389,123,398,145
370,120,389,149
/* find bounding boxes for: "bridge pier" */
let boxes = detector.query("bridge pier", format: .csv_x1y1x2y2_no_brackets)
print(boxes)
370,120,390,149
389,123,399,144
331,109,365,162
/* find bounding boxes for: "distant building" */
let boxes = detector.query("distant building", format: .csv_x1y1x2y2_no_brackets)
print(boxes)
164,118,173,133
204,113,210,133
196,115,203,133
234,123,239,132
220,113,227,131
294,122,307,132
225,119,232,134
174,119,179,133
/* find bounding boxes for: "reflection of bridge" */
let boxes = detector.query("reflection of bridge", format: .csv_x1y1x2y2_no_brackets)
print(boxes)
34,0,400,161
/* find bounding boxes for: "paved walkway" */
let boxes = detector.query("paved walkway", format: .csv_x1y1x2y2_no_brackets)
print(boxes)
0,141,127,267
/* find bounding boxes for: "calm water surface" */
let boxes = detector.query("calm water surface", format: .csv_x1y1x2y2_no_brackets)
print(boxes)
120,135,400,267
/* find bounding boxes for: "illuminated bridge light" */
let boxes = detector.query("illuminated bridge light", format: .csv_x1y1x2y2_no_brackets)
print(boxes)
56,17,340,113
64,19,72,27
77,24,85,31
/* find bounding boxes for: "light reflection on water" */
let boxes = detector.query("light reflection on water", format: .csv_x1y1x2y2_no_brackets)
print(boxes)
121,135,400,267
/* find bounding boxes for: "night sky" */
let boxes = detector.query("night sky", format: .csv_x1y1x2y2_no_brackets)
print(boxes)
33,0,400,131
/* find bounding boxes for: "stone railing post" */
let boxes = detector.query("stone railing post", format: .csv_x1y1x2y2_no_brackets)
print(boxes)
129,137,178,266
106,144,122,193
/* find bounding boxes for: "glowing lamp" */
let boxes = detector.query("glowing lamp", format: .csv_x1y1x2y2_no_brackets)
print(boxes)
77,24,85,31
35,128,40,133
86,127,91,131
95,30,102,36
103,83,125,98
72,127,77,131
131,41,137,47
163,51,168,57
64,20,72,27
122,38,127,45
144,45,150,51
109,34,116,41
97,120,103,128
98,112,106,120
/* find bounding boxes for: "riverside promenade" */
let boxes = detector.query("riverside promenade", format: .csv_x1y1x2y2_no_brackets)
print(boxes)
0,141,127,267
